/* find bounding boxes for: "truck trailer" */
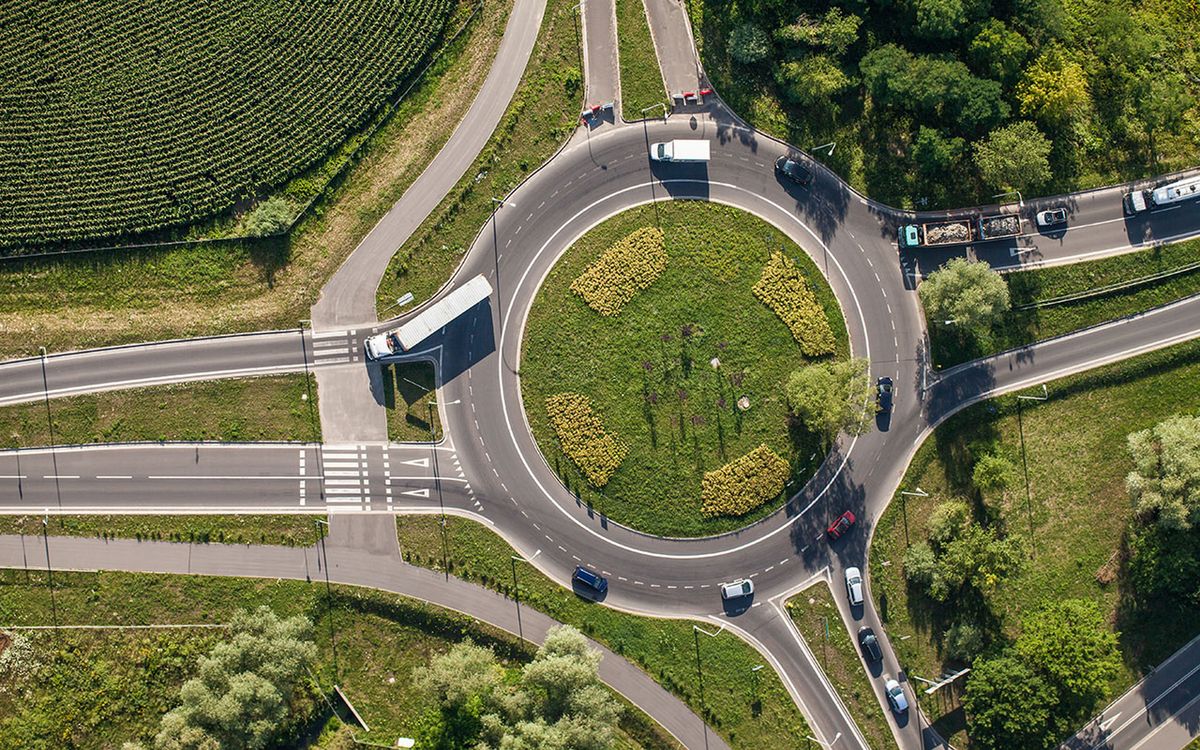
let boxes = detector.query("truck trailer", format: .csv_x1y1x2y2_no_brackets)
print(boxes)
364,275,493,360
898,219,975,248
649,140,710,162
977,214,1022,240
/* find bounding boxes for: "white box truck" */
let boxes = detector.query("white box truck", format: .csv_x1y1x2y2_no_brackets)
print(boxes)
365,275,493,360
649,140,710,162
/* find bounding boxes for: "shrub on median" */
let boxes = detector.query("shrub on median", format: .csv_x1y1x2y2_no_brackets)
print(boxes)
570,226,667,315
700,444,791,517
545,393,629,487
753,250,837,357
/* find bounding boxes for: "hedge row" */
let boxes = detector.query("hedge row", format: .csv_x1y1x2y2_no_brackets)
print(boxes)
752,251,837,357
545,393,629,487
700,445,790,517
570,226,667,315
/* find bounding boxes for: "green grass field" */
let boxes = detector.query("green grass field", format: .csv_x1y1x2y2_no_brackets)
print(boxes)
929,240,1200,368
382,360,442,442
871,338,1200,745
0,569,679,750
0,374,318,448
0,515,320,547
397,515,814,749
615,0,668,118
520,201,849,536
786,584,898,750
375,0,583,316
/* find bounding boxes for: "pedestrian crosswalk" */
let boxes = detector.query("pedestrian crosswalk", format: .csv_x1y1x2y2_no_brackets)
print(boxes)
296,445,475,513
309,328,361,367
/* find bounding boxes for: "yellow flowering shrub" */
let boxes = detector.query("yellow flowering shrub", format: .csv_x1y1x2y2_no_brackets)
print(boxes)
700,445,790,517
570,226,667,315
752,251,836,357
545,393,629,487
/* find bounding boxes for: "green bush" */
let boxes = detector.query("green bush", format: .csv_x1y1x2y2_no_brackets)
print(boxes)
242,196,295,237
700,445,790,517
752,251,836,357
570,227,667,315
545,393,629,487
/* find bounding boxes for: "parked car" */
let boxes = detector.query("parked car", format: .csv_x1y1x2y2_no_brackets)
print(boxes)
572,566,608,596
1036,207,1068,227
720,578,754,600
876,377,894,414
858,627,882,662
885,679,909,713
827,510,857,540
845,567,864,606
775,155,814,186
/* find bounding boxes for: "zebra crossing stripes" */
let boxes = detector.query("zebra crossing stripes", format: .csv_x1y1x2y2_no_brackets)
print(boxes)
320,446,370,511
309,329,362,366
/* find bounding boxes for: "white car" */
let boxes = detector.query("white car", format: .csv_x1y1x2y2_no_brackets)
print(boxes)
1036,207,1068,227
720,579,754,600
885,678,909,713
845,566,864,606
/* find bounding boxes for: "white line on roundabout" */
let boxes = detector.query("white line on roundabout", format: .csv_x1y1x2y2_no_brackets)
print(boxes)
496,178,873,560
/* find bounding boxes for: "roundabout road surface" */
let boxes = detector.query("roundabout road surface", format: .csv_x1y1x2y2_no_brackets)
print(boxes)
4,103,1200,749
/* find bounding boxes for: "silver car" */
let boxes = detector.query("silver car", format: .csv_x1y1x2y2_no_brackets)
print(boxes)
1036,207,1068,227
720,579,754,600
845,567,864,606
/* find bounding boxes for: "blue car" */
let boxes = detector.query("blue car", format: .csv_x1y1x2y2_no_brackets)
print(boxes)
572,566,608,596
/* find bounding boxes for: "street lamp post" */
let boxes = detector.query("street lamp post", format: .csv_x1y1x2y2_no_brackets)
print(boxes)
38,346,62,513
42,516,58,637
992,189,1024,208
751,664,764,709
490,198,511,326
314,518,338,680
899,487,930,547
509,549,541,641
640,102,668,121
811,142,836,157
298,320,324,501
692,624,723,750
427,401,449,579
1016,384,1048,558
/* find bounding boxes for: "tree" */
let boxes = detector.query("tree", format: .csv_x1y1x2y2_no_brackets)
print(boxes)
1127,524,1200,601
974,121,1052,192
242,196,294,237
944,620,986,662
775,9,861,55
918,257,1010,331
1015,599,1120,708
903,542,938,587
1017,48,1091,124
969,19,1031,84
1126,414,1200,530
911,0,966,40
928,499,972,546
151,607,316,750
973,453,1016,494
913,127,966,179
785,358,874,441
774,56,852,111
729,23,771,65
964,654,1062,750
1135,73,1194,163
932,524,1024,600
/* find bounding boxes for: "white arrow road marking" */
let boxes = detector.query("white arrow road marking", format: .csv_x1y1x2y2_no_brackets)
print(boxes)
402,457,430,468
402,488,430,498
1099,713,1122,732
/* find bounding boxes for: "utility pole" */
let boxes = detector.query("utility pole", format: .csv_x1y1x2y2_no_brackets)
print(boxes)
899,487,930,547
314,519,338,680
298,320,324,501
428,401,449,579
692,624,723,750
509,550,541,641
38,346,62,513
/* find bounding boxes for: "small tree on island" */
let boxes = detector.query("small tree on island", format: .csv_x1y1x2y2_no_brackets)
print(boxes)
785,358,874,442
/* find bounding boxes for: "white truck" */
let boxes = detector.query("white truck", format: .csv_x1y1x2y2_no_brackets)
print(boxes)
649,139,710,162
1125,175,1200,214
364,275,493,360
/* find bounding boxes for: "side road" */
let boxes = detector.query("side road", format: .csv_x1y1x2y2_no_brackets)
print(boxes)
0,532,729,750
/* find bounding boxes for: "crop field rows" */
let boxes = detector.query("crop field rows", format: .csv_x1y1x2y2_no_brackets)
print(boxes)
0,0,453,246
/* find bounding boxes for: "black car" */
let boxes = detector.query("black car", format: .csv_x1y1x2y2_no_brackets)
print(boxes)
858,627,883,662
876,377,894,413
775,155,813,186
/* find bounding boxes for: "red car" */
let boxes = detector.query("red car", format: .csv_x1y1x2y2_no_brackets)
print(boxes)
827,511,857,540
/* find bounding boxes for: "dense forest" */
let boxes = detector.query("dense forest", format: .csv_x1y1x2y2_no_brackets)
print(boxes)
689,0,1200,207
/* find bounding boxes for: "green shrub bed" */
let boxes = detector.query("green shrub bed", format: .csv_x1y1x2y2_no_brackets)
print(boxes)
545,393,629,487
570,227,667,315
753,251,837,357
700,444,790,517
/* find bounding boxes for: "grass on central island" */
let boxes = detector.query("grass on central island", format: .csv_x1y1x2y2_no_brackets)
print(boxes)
871,337,1200,746
520,201,849,537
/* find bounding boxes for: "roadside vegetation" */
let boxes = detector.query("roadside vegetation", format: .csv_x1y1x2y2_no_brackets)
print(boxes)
615,0,668,117
0,375,318,448
382,360,442,442
927,240,1200,367
520,202,849,536
0,0,510,358
0,569,677,749
870,337,1200,747
396,515,815,748
786,584,898,750
688,0,1200,209
0,515,320,547
375,0,584,316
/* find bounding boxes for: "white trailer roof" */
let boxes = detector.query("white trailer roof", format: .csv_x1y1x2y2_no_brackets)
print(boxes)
672,140,710,160
1152,176,1200,204
397,275,493,351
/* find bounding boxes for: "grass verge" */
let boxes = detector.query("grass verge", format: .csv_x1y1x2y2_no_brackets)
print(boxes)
929,241,1200,368
382,360,442,442
0,374,319,448
397,515,814,748
520,201,849,537
615,0,668,118
0,0,512,359
785,583,898,750
375,0,583,316
870,337,1200,746
0,515,320,547
0,569,679,750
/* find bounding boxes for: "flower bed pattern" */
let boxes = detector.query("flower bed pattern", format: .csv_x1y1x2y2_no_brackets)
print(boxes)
545,393,629,487
752,251,837,357
569,227,667,315
700,444,790,517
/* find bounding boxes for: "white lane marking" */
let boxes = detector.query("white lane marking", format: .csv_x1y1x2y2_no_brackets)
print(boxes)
0,474,28,479
43,475,80,479
96,475,133,480
312,346,349,354
322,462,362,469
0,364,308,407
1101,658,1200,749
147,475,309,480
323,470,362,477
389,476,466,483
